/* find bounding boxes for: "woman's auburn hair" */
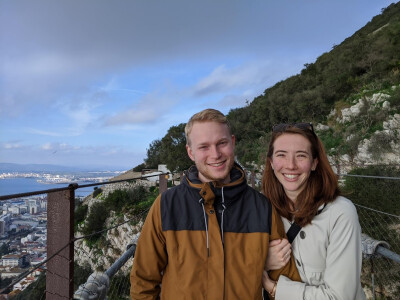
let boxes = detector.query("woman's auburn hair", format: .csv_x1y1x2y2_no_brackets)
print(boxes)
262,127,339,227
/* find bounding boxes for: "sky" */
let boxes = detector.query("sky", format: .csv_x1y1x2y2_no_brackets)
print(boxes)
0,0,394,170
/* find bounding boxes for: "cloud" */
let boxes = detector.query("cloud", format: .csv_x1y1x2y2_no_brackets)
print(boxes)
104,86,180,126
192,62,273,97
1,142,23,150
1,0,385,120
40,142,79,152
25,128,68,137
0,140,143,169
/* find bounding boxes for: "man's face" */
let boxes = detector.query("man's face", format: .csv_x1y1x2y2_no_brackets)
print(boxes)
186,121,235,184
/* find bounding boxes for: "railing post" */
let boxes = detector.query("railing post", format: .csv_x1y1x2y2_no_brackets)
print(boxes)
159,174,168,194
46,185,75,299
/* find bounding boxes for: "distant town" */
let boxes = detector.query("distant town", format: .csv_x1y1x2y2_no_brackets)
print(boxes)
0,196,47,291
0,169,125,293
0,171,124,184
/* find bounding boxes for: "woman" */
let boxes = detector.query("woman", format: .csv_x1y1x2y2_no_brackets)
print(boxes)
262,123,366,299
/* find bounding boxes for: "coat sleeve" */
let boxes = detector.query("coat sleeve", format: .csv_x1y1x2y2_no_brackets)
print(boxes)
130,195,167,300
268,205,302,283
275,200,364,300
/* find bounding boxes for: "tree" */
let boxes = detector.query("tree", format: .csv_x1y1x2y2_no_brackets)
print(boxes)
159,123,192,172
145,139,162,169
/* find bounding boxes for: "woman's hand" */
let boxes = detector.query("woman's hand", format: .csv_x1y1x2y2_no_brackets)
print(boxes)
262,270,277,298
264,238,292,271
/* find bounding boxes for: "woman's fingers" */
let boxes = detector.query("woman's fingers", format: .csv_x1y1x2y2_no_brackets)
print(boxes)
269,239,282,247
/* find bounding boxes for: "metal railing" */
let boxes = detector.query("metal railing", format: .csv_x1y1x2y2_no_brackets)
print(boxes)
0,170,399,299
0,172,169,299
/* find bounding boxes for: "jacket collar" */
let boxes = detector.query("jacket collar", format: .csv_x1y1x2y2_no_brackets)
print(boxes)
184,163,247,206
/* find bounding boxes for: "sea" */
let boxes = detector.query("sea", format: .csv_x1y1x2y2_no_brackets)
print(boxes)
0,177,99,198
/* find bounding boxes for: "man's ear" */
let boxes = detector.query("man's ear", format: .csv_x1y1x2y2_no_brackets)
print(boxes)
186,144,195,161
231,135,235,147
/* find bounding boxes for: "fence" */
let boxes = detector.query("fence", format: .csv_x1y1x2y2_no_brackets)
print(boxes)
0,170,399,299
0,172,169,299
339,172,400,299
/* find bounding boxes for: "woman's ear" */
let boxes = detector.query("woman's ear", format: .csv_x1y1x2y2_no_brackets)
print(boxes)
311,158,318,171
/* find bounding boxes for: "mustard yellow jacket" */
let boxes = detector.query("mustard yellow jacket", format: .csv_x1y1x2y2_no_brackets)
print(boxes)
130,164,300,299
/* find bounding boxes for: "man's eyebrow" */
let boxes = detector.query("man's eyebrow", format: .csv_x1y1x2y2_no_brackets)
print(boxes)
218,138,229,142
197,142,209,147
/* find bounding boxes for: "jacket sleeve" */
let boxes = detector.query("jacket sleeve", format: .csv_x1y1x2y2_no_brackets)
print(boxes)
275,201,363,300
130,195,167,300
268,205,302,283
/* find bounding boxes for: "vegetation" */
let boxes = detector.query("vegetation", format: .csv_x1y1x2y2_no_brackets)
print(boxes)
134,2,400,170
0,277,12,290
12,273,45,300
8,264,91,300
93,187,102,198
342,165,400,298
342,165,400,214
107,273,131,300
144,123,192,172
81,201,109,240
133,163,146,172
74,202,88,231
0,242,11,256
80,184,158,243
74,262,93,290
76,4,400,298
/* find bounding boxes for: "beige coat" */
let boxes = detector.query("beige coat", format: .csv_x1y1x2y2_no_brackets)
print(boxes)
276,196,366,300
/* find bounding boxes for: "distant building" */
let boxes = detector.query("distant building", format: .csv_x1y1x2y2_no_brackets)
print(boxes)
143,165,172,183
0,267,25,279
0,214,10,236
11,206,20,215
0,222,5,236
0,254,27,268
19,206,28,214
30,256,45,267
39,199,47,210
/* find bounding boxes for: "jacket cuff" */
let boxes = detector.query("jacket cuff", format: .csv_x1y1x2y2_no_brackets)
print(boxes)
276,275,305,300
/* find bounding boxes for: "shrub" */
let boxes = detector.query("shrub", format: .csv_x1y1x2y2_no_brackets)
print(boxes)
82,201,109,239
104,185,149,214
75,203,88,230
93,187,102,198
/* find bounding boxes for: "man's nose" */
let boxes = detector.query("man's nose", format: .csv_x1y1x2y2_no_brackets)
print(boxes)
210,145,221,158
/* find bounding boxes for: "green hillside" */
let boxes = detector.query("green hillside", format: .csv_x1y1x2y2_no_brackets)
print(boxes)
140,2,400,172
229,2,400,166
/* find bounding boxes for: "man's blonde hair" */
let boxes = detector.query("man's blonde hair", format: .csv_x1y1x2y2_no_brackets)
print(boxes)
185,108,231,146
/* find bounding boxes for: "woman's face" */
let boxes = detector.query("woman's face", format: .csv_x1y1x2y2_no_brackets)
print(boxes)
270,133,318,203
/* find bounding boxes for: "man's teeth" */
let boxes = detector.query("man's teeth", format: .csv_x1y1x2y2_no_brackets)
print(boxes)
284,174,298,179
210,162,223,167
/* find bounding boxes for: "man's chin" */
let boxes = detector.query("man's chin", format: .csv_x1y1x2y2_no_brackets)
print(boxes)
209,171,231,184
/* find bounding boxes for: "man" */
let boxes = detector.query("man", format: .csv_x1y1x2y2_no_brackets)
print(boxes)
130,108,300,299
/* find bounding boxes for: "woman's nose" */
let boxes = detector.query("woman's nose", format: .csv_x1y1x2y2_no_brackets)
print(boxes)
286,156,297,169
